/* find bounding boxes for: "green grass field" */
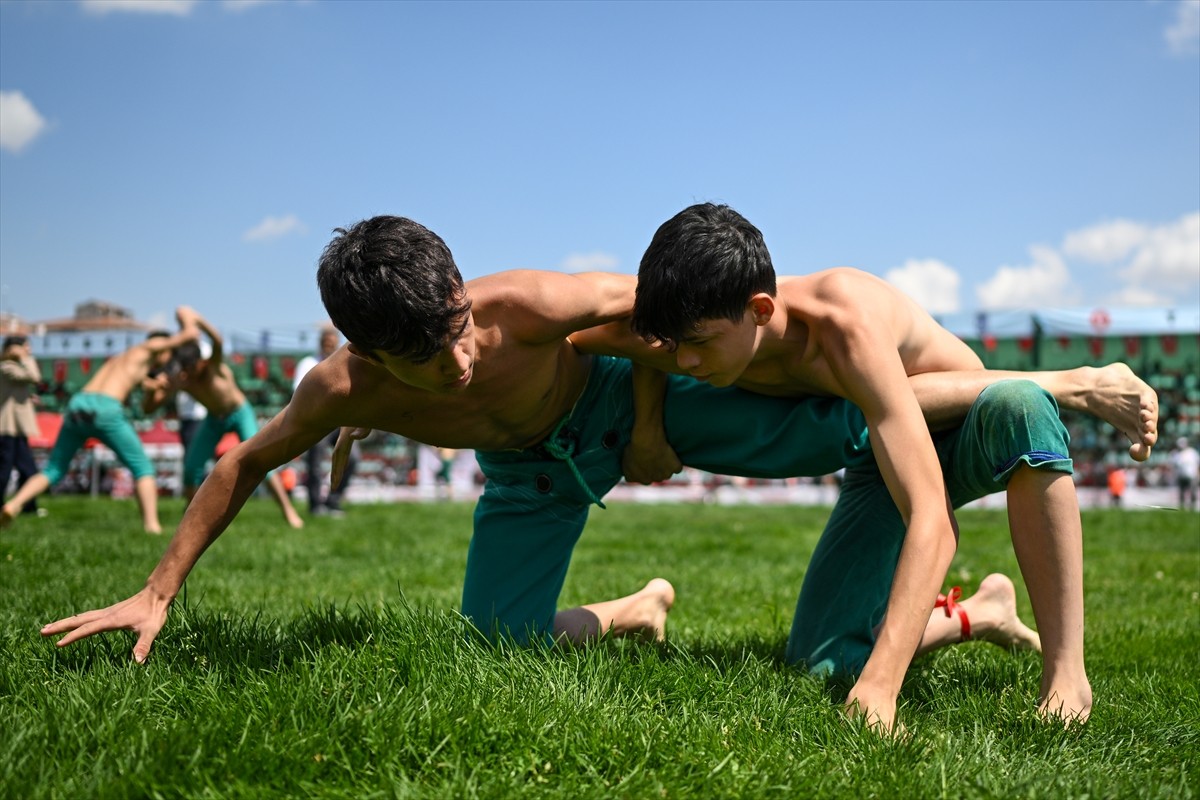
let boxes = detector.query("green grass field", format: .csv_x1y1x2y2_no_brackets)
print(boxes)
2,497,1197,799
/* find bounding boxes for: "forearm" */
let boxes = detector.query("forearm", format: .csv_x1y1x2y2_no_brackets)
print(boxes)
144,456,264,600
857,518,957,695
630,363,668,439
621,362,683,484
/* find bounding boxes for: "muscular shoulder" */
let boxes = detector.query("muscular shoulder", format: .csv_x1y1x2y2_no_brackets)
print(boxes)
295,349,357,401
809,267,894,306
469,270,561,341
782,269,884,330
470,270,551,312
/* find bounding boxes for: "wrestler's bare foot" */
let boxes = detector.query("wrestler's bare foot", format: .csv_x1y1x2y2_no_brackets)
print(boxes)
961,573,1042,652
627,578,676,642
554,578,676,644
0,503,16,529
1077,363,1158,461
144,524,162,535
285,511,305,530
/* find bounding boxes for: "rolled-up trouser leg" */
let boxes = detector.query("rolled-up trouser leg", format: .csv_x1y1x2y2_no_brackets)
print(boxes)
787,379,1073,676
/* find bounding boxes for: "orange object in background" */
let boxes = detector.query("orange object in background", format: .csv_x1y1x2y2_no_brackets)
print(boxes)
279,467,297,492
1107,467,1127,507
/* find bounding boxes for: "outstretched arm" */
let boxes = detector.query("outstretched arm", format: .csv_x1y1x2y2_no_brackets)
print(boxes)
179,306,225,368
144,312,200,356
40,385,333,662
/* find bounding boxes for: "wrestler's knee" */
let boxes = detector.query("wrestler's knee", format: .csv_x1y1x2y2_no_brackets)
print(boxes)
786,631,869,678
977,379,1059,424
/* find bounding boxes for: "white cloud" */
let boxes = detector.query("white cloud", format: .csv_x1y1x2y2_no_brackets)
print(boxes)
1054,212,1199,306
559,251,620,273
884,258,961,314
976,245,1077,309
0,91,48,154
1166,0,1200,56
1061,219,1149,263
1105,285,1174,307
1120,212,1200,290
242,214,305,242
80,0,198,15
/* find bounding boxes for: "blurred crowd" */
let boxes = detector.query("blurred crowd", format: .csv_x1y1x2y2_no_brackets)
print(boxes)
3,331,1199,515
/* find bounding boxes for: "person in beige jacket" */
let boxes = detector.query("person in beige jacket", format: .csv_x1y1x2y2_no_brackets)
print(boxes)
0,335,43,517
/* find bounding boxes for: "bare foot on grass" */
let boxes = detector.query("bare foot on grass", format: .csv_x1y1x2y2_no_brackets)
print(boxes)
961,573,1042,652
630,577,676,642
553,577,676,644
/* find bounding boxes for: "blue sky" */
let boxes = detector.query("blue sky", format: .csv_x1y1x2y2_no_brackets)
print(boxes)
1,0,1198,337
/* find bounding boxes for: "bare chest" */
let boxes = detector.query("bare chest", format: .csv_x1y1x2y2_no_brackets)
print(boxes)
349,347,589,451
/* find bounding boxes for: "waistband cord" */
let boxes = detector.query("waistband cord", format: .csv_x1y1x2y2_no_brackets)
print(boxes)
541,416,607,509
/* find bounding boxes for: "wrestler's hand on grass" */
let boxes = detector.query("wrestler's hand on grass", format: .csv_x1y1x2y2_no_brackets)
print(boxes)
331,427,371,489
40,587,172,664
844,681,900,737
621,432,683,485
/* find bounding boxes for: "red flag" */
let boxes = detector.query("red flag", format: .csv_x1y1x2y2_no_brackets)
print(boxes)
1124,337,1140,357
1162,335,1178,355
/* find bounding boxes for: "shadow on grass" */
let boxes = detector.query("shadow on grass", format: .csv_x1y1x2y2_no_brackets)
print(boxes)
40,597,388,675
39,596,995,723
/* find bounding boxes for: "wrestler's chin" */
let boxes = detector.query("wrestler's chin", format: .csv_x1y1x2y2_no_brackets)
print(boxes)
443,367,473,392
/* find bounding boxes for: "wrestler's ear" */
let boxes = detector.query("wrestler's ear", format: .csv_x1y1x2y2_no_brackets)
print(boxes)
748,294,775,326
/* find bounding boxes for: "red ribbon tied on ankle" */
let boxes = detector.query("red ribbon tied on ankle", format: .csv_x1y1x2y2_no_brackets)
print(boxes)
935,586,972,641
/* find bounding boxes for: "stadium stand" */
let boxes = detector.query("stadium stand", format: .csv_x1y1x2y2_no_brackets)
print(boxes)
4,304,1198,503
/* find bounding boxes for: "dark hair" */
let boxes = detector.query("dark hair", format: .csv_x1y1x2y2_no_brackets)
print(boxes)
2,335,28,349
316,216,471,363
632,203,776,348
150,341,197,381
173,341,202,373
146,330,172,340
